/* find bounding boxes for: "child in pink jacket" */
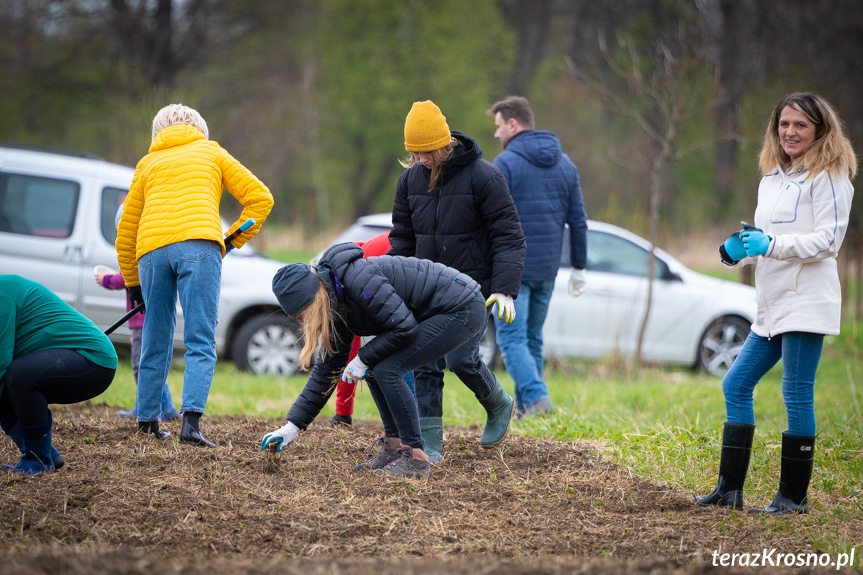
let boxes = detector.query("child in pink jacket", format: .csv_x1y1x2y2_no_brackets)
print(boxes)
95,266,179,421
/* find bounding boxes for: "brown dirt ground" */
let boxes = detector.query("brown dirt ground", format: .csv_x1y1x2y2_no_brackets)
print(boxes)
0,402,854,574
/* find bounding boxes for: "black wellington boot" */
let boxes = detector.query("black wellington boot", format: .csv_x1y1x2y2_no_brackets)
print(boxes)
696,422,755,510
138,420,172,439
749,432,815,515
179,412,216,448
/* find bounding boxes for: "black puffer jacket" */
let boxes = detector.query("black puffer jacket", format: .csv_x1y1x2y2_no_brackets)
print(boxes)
388,131,526,298
279,242,481,428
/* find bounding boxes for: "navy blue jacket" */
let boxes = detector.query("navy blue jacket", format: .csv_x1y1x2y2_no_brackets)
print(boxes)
276,242,480,428
492,130,587,280
389,131,526,298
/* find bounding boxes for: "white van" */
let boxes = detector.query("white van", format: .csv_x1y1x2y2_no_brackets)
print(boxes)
0,144,301,376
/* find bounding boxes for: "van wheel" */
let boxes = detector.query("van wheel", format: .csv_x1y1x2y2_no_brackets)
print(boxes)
232,313,301,376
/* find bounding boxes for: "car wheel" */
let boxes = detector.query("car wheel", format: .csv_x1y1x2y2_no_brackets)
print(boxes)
479,315,500,369
232,313,301,376
697,315,751,377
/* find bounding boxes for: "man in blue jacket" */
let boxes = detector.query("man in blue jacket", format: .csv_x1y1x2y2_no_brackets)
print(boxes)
488,96,588,416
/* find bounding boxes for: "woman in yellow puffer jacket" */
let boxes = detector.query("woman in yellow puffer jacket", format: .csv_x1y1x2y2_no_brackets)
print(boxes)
116,103,273,447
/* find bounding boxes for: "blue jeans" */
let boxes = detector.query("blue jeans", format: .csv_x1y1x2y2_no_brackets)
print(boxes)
722,331,823,437
413,297,499,419
137,240,221,422
368,294,490,447
494,280,554,412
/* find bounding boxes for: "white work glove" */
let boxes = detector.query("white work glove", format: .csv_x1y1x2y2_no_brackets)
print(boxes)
486,293,515,323
568,268,587,298
93,265,117,286
260,421,300,452
342,356,369,383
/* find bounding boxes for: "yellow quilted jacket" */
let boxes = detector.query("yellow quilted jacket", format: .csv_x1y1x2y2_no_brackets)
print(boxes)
116,125,274,286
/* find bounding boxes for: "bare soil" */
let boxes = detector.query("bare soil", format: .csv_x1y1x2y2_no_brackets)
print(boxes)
0,403,850,574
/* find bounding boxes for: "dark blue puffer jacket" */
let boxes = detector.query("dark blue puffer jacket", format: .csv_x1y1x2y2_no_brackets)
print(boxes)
492,130,587,280
277,242,481,429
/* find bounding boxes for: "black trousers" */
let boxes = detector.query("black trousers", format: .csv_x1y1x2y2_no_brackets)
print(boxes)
1,349,115,426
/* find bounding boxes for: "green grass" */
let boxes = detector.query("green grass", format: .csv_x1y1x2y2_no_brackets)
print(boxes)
94,319,863,555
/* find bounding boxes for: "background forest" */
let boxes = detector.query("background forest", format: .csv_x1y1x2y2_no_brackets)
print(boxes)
3,0,863,314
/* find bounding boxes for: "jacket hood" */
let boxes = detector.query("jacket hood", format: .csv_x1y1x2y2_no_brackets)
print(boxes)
505,130,561,168
315,242,365,302
449,130,482,167
149,124,207,153
439,130,482,182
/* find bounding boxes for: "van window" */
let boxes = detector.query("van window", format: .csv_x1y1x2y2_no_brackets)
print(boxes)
101,187,128,244
0,173,80,238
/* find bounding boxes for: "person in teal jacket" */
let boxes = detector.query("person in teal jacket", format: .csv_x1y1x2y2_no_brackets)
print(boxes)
0,274,117,475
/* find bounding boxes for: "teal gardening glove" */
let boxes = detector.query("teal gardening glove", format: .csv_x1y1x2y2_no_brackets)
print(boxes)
341,355,368,383
261,421,299,451
741,230,771,257
719,232,747,265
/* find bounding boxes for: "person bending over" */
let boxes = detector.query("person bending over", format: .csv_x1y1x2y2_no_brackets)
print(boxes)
261,242,490,479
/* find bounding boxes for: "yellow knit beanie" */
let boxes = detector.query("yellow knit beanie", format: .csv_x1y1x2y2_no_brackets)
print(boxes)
404,100,451,152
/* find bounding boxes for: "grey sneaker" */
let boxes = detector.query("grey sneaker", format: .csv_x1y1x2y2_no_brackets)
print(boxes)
523,397,554,417
352,436,399,472
374,448,432,479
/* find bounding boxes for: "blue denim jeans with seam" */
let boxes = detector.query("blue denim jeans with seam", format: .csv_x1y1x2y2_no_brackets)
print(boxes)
722,331,823,437
137,239,221,422
493,280,554,412
367,294,490,448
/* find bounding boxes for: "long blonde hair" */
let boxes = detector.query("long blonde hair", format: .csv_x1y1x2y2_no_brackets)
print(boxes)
758,92,857,179
297,279,340,370
399,137,458,191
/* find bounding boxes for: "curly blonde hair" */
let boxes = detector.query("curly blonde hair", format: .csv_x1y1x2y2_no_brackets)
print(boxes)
758,92,857,179
151,103,209,140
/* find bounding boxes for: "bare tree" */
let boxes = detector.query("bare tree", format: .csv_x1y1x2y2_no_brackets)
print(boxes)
566,5,711,369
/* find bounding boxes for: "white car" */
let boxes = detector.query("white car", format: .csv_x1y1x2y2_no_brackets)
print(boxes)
318,213,756,376
0,145,301,376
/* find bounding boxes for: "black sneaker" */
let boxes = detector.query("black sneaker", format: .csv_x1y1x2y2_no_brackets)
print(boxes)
352,436,398,472
374,448,432,479
331,414,353,427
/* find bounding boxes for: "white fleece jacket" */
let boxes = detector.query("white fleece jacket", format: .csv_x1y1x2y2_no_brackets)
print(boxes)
735,167,854,337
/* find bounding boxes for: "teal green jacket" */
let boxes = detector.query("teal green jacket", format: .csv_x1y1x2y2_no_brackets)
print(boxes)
0,275,118,395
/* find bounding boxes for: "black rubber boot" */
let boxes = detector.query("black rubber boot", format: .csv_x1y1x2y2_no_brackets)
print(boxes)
749,432,815,515
179,412,216,448
696,422,755,510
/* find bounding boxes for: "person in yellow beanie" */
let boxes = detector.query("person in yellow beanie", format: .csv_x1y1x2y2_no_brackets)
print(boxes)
388,100,526,463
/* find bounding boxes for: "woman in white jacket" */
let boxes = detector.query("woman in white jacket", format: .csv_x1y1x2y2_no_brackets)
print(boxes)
698,92,856,515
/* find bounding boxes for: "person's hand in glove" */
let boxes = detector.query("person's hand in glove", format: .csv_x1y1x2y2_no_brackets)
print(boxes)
127,285,145,313
719,232,747,265
486,293,515,323
261,421,300,451
568,268,587,297
741,230,772,257
342,356,368,383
